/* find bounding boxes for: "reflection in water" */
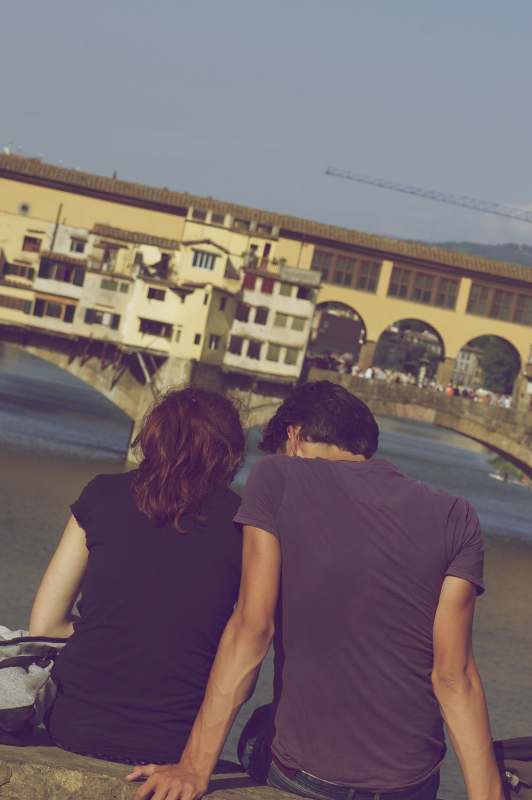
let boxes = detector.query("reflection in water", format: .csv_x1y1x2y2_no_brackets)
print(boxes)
1,343,531,800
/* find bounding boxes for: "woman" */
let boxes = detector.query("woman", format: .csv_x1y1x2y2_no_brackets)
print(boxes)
29,385,246,765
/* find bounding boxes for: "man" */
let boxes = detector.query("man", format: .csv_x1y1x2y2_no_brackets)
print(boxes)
128,381,503,800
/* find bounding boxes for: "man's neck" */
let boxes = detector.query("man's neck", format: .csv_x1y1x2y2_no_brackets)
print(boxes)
292,441,366,462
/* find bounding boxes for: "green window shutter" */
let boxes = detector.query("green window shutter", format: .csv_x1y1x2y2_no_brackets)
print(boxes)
38,260,52,279
23,300,32,314
64,305,75,323
84,308,94,324
111,314,120,330
28,268,35,281
33,298,45,317
73,267,85,287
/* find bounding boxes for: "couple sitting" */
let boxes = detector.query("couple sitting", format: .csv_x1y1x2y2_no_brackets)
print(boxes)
30,381,503,800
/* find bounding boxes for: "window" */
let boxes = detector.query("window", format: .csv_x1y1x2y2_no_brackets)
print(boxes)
254,307,269,325
514,295,532,326
357,262,380,292
284,347,299,366
38,258,85,286
292,317,306,331
147,287,166,301
0,293,31,312
101,278,118,291
235,303,250,322
279,283,292,297
84,309,120,329
412,274,435,304
119,282,130,293
204,293,209,305
194,333,202,345
297,286,313,300
467,284,490,316
388,268,411,298
209,334,220,350
192,208,207,221
3,263,35,280
266,343,281,362
261,278,275,294
70,239,86,254
33,298,76,322
211,213,225,225
228,335,244,355
192,250,217,271
175,328,182,342
219,297,227,311
22,236,42,253
256,223,273,235
312,251,333,283
334,257,356,287
233,218,250,231
489,290,513,321
435,278,459,309
139,319,173,338
247,340,261,359
243,274,256,290
274,312,288,327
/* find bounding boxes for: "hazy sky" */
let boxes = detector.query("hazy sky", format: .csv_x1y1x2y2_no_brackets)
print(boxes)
2,1,532,245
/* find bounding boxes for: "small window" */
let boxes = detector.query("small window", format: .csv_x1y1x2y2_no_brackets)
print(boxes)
247,340,261,359
147,287,166,301
209,334,220,350
22,236,42,253
266,343,281,362
256,223,273,236
274,312,288,327
284,347,299,366
233,218,250,231
204,293,209,306
70,240,86,254
235,303,250,322
296,286,311,300
254,307,269,325
63,305,76,324
388,268,411,299
194,333,202,345
45,302,63,319
120,282,130,293
279,283,292,297
211,213,225,225
291,317,305,331
175,328,182,342
219,296,227,311
139,319,173,338
192,208,207,221
357,262,380,293
192,250,217,271
261,278,275,294
243,274,256,290
101,278,118,291
228,335,244,355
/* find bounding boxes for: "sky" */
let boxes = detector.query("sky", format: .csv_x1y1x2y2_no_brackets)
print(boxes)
2,0,532,246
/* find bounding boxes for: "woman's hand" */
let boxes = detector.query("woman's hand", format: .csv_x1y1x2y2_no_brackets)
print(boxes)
126,761,210,800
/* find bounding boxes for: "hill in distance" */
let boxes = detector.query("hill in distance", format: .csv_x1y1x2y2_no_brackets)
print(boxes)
417,241,532,269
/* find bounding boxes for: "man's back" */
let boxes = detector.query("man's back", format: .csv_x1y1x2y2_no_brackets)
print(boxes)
235,454,484,790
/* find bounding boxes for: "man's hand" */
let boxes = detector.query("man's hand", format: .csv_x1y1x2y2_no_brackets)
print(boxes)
126,761,209,800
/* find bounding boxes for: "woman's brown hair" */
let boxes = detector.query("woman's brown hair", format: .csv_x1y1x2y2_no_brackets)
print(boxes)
131,385,246,532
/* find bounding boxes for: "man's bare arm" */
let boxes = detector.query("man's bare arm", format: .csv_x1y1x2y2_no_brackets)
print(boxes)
127,525,281,800
432,576,503,800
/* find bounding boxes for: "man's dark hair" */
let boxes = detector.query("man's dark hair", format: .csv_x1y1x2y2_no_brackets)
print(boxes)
260,380,379,458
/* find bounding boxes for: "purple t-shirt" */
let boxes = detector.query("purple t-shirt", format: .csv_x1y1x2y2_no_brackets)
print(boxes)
234,455,484,791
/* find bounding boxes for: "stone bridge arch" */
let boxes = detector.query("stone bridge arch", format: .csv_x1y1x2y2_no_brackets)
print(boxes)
372,318,446,379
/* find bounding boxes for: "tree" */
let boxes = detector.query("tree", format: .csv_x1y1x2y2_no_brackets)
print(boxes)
474,336,520,394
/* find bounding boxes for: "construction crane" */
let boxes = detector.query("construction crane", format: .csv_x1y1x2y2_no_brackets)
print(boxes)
325,166,532,224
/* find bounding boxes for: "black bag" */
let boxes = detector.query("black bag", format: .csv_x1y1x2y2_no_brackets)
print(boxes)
494,738,532,799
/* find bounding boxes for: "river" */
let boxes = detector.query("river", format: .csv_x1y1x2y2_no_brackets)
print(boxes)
1,342,531,799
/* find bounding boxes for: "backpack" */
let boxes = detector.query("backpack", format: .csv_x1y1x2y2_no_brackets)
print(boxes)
0,626,67,741
494,738,532,799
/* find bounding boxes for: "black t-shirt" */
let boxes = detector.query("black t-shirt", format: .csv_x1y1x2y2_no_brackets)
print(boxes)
49,471,242,763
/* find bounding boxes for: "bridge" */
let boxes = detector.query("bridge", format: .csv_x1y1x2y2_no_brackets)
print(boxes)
249,368,532,476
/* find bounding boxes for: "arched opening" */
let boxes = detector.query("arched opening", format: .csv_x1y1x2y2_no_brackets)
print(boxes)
306,302,366,372
373,319,444,381
451,335,521,401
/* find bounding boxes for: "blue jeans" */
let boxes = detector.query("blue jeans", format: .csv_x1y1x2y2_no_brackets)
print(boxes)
238,705,440,800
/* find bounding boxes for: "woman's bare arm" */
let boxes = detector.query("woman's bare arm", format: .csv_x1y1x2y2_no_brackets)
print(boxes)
29,514,89,638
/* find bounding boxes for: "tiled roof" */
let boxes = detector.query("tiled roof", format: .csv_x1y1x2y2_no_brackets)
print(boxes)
41,251,87,267
2,154,532,285
91,223,180,250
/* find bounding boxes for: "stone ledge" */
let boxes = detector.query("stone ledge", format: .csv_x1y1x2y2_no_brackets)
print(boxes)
0,744,295,800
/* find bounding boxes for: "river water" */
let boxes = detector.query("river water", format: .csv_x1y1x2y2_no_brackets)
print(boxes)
1,341,531,799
